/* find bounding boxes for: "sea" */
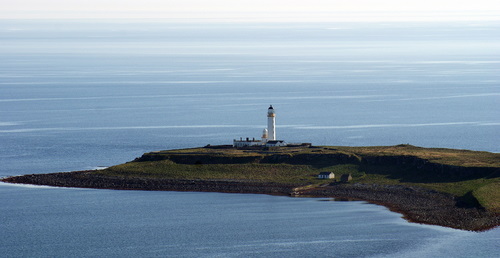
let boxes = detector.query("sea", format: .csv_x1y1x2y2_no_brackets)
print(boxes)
0,20,499,257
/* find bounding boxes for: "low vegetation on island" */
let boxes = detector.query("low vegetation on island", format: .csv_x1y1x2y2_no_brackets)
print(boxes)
3,144,499,231
103,144,499,211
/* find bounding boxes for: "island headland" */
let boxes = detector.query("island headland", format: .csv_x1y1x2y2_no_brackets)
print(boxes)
3,144,499,231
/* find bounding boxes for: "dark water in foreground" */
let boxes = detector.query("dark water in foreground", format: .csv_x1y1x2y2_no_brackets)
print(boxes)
0,20,499,256
1,183,498,257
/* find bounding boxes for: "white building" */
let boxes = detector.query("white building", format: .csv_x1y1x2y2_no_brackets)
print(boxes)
318,172,335,179
261,128,268,143
265,140,287,147
233,105,286,148
233,137,262,148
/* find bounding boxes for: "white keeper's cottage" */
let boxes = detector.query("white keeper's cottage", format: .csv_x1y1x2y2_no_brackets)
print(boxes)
318,172,335,179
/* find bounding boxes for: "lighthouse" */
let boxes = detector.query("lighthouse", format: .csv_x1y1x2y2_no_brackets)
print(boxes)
233,105,286,148
267,105,276,141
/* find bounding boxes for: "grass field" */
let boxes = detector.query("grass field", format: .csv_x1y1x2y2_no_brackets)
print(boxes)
100,161,362,185
98,144,499,212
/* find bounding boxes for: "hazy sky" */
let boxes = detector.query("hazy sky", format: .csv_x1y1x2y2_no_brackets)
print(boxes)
2,0,500,21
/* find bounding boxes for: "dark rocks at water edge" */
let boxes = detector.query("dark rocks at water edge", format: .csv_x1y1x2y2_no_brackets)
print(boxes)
1,171,296,194
302,183,499,231
2,171,499,232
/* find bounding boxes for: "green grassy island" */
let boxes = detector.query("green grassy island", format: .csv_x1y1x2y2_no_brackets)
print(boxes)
3,144,499,231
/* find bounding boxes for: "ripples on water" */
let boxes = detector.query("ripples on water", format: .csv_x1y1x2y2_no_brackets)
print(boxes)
1,183,498,257
0,20,499,256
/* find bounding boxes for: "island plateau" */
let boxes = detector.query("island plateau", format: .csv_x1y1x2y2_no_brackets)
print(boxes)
3,144,499,231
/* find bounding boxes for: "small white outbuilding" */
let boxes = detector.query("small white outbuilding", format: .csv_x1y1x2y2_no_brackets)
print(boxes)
265,140,287,147
318,172,335,179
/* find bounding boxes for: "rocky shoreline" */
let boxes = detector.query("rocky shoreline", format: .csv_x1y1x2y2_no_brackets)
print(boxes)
2,171,499,231
300,184,499,231
1,171,298,195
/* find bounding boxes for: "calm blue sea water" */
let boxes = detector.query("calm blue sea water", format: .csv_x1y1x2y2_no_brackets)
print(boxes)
0,20,499,257
1,183,498,258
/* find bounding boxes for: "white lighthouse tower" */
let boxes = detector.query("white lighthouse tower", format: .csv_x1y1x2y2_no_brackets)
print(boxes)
233,105,286,148
267,105,276,141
